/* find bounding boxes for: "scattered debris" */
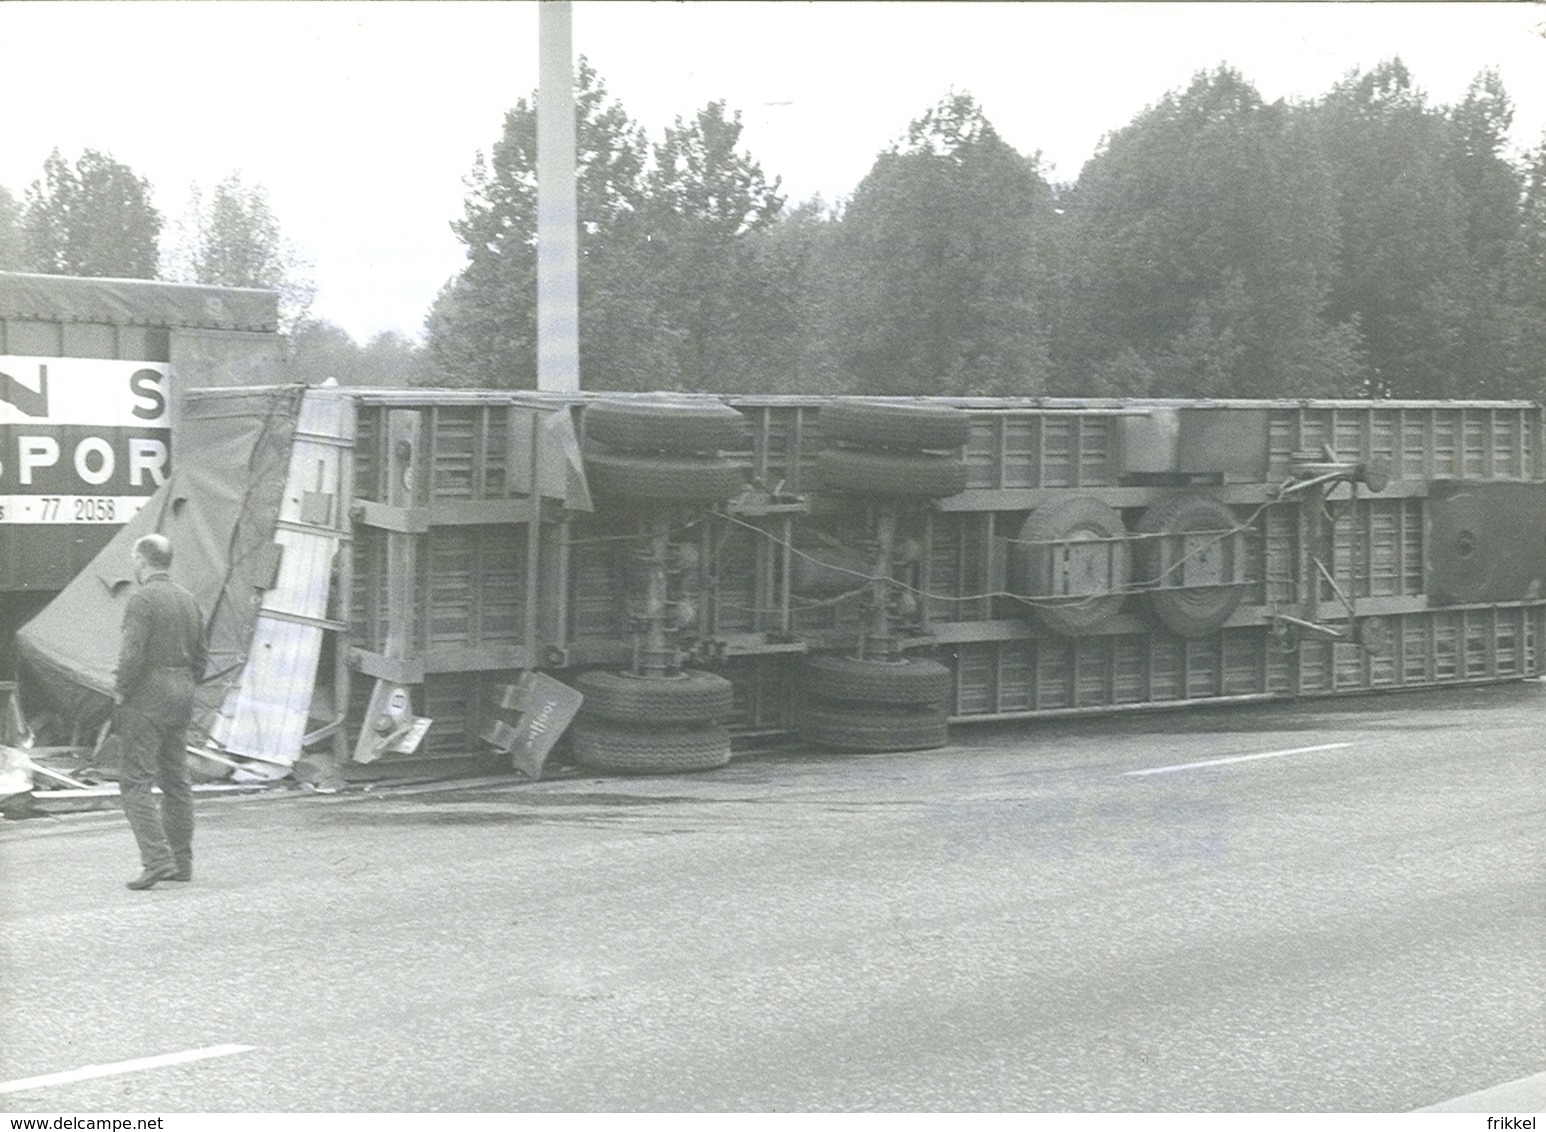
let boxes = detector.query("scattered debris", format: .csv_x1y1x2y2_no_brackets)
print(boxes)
481,672,585,780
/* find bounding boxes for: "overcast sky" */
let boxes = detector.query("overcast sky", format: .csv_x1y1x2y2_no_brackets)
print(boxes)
3,1,1544,345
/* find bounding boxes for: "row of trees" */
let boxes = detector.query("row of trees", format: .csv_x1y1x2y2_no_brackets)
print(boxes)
6,57,1545,401
1056,63,1545,400
0,153,303,303
0,150,163,279
425,60,788,392
431,58,1546,401
0,151,389,378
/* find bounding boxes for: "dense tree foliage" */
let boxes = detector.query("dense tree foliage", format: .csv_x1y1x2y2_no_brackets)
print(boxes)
826,93,1057,395
6,59,1541,403
22,149,162,278
1311,62,1468,397
1440,71,1534,398
1502,139,1546,390
634,101,786,390
1054,69,1362,398
1304,62,1546,399
427,59,653,388
426,62,783,390
429,58,1545,402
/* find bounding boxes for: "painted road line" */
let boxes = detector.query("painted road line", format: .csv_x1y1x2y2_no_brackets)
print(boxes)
0,1044,255,1095
1122,742,1355,778
1416,1067,1546,1111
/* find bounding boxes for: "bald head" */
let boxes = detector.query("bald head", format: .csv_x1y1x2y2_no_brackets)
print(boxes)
133,534,173,571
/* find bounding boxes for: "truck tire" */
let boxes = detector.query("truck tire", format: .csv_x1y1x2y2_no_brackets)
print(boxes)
583,398,747,455
1134,494,1242,638
572,721,732,774
1009,498,1130,637
814,447,968,500
818,398,972,452
797,654,951,708
584,447,747,503
574,669,734,726
800,702,948,753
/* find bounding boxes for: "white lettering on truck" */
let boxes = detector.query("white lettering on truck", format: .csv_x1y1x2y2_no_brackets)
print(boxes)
128,438,168,487
74,436,114,485
18,436,59,484
0,357,172,524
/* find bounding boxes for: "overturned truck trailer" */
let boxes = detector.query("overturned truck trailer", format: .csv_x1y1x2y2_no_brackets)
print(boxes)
17,386,1546,780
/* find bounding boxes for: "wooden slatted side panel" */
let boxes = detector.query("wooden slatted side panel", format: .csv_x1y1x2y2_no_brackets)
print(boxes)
955,411,1121,491
1266,639,1296,694
1267,404,1538,486
567,515,628,642
951,630,1267,718
210,389,353,765
1079,416,1116,487
708,521,762,636
1041,417,1077,487
1076,638,1114,705
1529,607,1543,674
997,416,1040,488
1261,504,1299,607
347,525,390,657
755,404,818,495
942,607,1540,722
351,407,381,500
960,418,1002,489
926,513,969,624
424,525,527,650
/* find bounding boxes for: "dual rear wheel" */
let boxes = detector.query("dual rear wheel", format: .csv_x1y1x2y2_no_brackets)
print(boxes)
814,399,971,501
570,669,734,775
582,397,748,504
796,654,951,753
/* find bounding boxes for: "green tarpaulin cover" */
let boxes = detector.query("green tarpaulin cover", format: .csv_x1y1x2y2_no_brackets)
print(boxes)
16,386,305,733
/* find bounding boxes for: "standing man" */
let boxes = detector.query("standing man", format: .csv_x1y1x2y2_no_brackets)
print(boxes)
114,533,206,891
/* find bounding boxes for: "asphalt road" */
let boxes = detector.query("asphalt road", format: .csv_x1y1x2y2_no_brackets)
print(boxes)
2,680,1542,1112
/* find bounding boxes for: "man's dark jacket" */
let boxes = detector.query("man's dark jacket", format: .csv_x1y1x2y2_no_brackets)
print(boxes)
115,572,206,716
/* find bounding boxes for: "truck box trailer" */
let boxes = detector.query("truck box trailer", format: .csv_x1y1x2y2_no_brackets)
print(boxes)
0,271,281,681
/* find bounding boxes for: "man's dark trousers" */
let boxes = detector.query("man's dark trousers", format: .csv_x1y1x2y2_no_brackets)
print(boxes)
117,672,195,873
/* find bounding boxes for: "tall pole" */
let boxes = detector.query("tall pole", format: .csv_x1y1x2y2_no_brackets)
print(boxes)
537,0,580,392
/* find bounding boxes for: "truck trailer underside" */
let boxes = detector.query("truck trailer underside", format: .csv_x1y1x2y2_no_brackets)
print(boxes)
13,386,1546,785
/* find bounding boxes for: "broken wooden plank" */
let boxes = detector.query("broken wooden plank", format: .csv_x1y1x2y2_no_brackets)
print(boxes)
23,760,91,790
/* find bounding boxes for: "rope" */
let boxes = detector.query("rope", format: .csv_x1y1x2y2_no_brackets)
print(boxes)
713,499,1280,608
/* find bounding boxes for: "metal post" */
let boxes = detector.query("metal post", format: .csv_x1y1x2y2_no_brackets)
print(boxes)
642,514,674,676
865,511,897,660
537,0,580,392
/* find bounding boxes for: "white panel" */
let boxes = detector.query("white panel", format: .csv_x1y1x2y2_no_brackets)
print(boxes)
209,388,353,766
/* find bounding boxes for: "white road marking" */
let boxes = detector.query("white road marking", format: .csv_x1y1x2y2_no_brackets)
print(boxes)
1416,1067,1546,1111
1122,741,1355,777
0,1043,254,1095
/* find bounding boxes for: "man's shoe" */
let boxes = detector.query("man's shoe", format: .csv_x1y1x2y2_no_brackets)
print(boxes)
167,865,192,882
126,864,176,891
